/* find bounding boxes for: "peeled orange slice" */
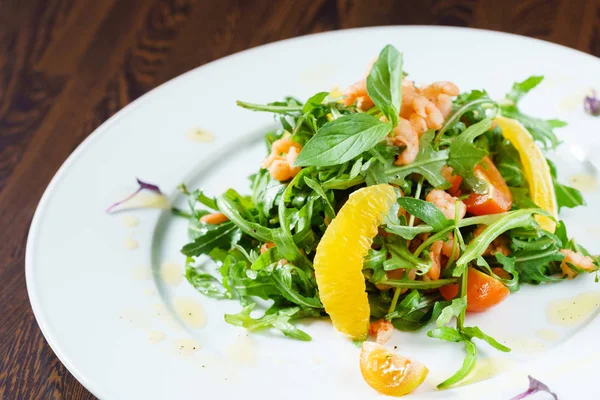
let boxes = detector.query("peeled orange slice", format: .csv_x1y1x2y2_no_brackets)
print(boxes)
495,116,557,232
360,342,429,396
313,184,396,339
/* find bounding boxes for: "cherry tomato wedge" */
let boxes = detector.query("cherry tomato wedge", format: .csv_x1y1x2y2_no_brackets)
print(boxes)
439,268,510,312
441,166,462,196
464,156,512,215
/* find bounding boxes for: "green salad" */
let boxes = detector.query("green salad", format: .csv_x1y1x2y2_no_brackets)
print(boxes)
176,45,598,394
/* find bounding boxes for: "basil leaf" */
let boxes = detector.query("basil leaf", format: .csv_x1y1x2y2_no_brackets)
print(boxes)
397,197,451,230
295,113,391,167
448,118,492,193
366,44,403,126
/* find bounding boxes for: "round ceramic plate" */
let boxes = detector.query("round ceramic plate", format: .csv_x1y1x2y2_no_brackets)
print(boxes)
27,26,600,399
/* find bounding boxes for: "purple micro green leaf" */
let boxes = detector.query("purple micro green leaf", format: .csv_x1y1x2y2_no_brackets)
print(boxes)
106,178,164,213
584,90,600,116
510,376,558,400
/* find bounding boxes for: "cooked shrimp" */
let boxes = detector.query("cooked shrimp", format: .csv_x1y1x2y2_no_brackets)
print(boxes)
412,96,444,130
369,319,394,345
262,138,302,181
376,268,415,292
261,138,301,169
200,212,228,225
400,80,418,119
269,159,298,181
419,82,459,119
409,114,428,135
424,241,443,281
260,242,275,254
425,189,466,220
441,233,459,260
390,118,419,165
560,249,596,279
342,79,374,110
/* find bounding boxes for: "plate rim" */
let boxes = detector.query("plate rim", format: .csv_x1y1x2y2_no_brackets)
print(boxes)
24,25,600,399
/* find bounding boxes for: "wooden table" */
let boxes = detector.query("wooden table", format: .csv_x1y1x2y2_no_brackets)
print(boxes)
1,0,598,398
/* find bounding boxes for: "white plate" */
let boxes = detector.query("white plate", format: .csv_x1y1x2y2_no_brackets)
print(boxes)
26,26,600,399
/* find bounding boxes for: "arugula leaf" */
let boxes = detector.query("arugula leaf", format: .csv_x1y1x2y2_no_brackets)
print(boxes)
455,209,541,275
302,92,329,114
480,253,520,292
366,44,403,126
271,264,322,308
427,326,464,342
221,255,280,303
437,339,477,389
251,169,285,221
385,239,432,273
547,159,585,211
386,131,449,188
185,258,232,299
435,298,467,327
513,247,565,284
295,114,391,167
250,246,280,270
387,291,448,331
501,76,565,150
236,100,302,115
448,118,492,192
397,197,451,230
181,222,241,256
217,190,273,242
463,326,510,352
224,303,313,341
304,176,335,218
506,76,544,103
554,182,585,210
495,140,525,187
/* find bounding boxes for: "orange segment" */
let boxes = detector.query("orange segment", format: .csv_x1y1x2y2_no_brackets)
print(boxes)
313,184,396,339
495,116,557,232
360,342,429,396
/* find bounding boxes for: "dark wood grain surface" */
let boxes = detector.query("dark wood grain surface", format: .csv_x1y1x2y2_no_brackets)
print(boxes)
1,0,599,398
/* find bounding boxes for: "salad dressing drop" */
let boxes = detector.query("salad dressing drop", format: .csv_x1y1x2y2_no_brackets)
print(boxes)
546,291,600,327
160,261,182,286
147,330,166,344
535,328,560,342
171,338,201,356
173,297,207,328
226,335,256,365
121,215,140,227
186,128,214,143
123,237,138,250
569,174,598,192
